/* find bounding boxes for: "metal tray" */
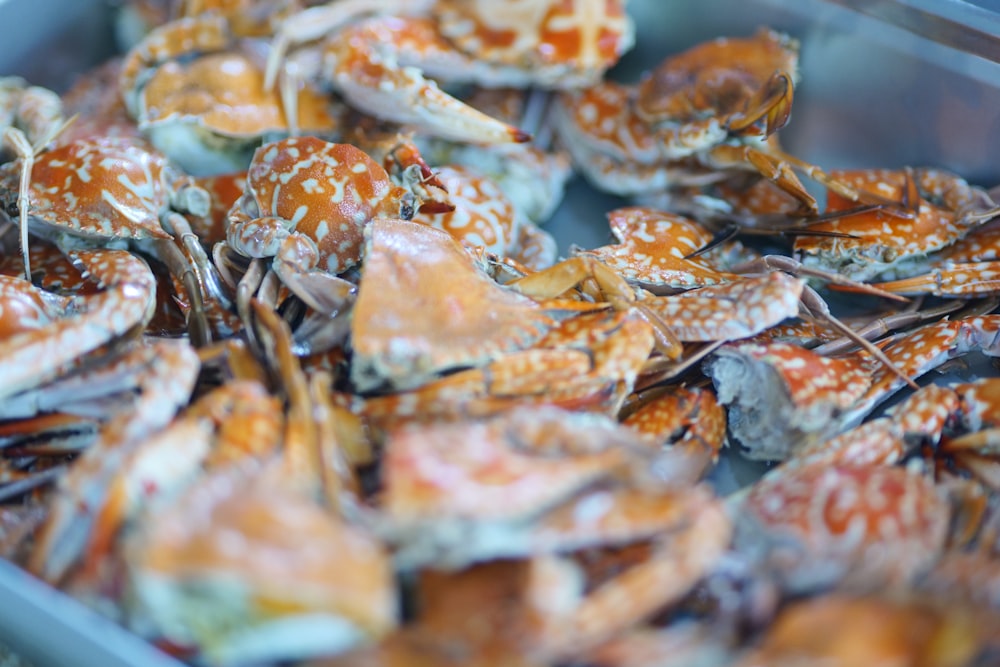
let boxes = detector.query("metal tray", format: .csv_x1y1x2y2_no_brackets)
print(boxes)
1,1,999,665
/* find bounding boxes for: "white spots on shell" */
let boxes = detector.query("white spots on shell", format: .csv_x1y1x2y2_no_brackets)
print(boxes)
579,102,598,124
313,219,330,243
262,145,279,163
327,176,346,206
290,205,309,226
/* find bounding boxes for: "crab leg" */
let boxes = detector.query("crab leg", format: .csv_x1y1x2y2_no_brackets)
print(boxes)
726,71,794,137
263,0,409,91
2,127,35,281
322,19,530,144
119,16,232,117
809,299,965,357
508,255,684,359
0,249,156,401
28,339,201,584
532,500,731,660
868,261,1000,297
249,300,362,508
641,272,803,342
75,379,284,582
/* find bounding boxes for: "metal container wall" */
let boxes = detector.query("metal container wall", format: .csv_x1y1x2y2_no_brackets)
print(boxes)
0,0,998,665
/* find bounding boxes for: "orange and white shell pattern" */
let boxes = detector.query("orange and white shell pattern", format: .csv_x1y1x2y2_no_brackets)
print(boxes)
737,464,950,593
0,136,198,241
412,164,555,268
794,168,996,281
432,0,635,87
136,48,340,137
574,207,733,292
227,136,411,274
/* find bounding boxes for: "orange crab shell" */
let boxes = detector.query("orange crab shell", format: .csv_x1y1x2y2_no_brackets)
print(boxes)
739,464,950,592
382,409,635,523
349,218,573,392
734,342,872,411
795,168,993,279
126,467,396,639
0,241,99,296
576,207,730,291
139,50,340,137
635,28,799,128
240,136,410,274
189,171,248,246
0,136,181,241
738,593,986,667
435,0,634,73
0,278,65,338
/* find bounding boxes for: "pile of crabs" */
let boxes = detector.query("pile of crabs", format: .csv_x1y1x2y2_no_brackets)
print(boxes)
4,0,1000,665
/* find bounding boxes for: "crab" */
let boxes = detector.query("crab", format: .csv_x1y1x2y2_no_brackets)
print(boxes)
26,337,201,584
375,405,731,660
571,206,912,298
116,303,391,665
0,134,231,345
411,163,557,269
124,465,395,664
348,217,591,393
0,326,194,505
222,136,449,321
706,314,1000,461
859,215,1000,299
734,463,950,595
119,1,538,153
372,407,730,662
130,45,343,175
735,593,994,667
260,0,634,145
794,167,1000,282
117,2,344,175
569,206,917,387
552,29,894,216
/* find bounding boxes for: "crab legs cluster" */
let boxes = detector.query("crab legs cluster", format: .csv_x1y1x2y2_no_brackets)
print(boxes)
1,1,1000,666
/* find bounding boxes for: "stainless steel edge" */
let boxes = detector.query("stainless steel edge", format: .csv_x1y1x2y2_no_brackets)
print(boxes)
824,0,1000,64
0,559,185,667
0,0,999,665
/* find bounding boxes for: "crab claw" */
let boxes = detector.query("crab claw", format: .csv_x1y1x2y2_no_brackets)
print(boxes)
382,138,455,214
727,70,794,137
326,19,531,145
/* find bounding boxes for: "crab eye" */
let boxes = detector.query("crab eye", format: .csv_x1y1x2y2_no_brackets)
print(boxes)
3,198,18,218
399,195,416,221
